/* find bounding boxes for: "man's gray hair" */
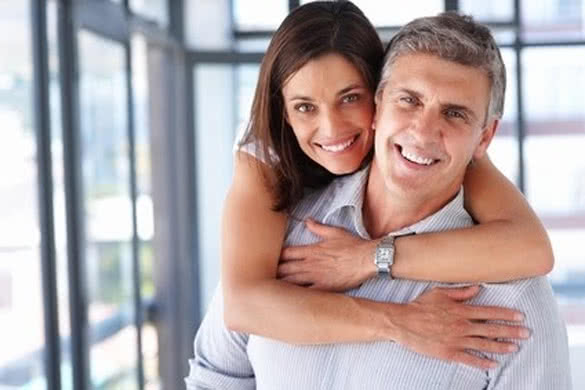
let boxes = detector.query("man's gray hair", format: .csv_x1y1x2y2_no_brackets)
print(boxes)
377,12,506,122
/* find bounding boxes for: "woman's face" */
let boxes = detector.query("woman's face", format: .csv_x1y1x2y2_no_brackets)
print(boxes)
282,53,375,175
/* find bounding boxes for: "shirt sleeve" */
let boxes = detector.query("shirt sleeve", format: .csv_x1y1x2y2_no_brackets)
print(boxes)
185,285,255,390
233,123,278,165
488,277,572,390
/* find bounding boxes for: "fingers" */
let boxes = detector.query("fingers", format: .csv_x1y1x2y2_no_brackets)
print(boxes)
469,322,530,340
462,337,519,355
305,218,349,238
277,260,303,277
281,245,310,261
451,351,498,370
438,285,480,301
280,273,312,286
461,304,525,322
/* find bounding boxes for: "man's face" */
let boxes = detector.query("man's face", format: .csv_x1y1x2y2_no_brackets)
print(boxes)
372,52,498,204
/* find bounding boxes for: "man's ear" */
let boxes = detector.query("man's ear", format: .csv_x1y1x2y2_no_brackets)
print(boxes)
372,90,382,130
473,118,499,160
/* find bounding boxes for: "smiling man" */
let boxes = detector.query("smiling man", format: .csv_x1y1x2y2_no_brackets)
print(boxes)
187,12,571,390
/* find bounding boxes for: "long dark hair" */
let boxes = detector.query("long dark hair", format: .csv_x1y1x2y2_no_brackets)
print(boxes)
240,1,383,211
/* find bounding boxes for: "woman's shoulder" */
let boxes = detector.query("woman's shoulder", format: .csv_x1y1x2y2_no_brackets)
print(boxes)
233,123,279,164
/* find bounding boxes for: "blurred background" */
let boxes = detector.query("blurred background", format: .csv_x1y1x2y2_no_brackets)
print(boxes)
1,0,583,389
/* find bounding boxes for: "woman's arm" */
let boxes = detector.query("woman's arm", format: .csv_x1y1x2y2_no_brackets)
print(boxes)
222,151,385,342
279,155,553,286
221,152,526,369
392,155,553,282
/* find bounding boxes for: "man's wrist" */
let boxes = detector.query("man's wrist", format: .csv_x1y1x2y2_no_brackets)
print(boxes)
363,238,383,279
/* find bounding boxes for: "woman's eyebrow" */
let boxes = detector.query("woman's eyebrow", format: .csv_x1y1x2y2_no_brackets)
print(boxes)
336,83,365,96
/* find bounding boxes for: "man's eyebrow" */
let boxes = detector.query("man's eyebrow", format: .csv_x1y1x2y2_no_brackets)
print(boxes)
388,87,423,99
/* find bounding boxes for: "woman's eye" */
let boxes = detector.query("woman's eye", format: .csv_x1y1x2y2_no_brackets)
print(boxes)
296,103,315,113
342,94,359,103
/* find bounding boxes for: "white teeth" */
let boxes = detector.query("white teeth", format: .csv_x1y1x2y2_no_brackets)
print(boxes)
401,149,435,166
320,137,355,152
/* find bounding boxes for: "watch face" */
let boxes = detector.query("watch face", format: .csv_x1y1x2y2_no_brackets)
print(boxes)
377,248,391,263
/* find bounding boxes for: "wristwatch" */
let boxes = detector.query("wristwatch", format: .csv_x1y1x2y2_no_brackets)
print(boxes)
374,235,396,278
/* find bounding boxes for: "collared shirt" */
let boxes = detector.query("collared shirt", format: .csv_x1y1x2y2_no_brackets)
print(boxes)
186,166,571,390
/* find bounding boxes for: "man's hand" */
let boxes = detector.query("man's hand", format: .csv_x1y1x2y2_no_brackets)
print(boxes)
391,285,529,369
278,219,379,291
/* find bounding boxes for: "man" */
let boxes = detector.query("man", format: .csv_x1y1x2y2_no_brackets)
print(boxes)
186,13,571,389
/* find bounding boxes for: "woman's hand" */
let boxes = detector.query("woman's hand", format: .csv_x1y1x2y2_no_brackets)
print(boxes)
278,219,379,291
393,285,529,369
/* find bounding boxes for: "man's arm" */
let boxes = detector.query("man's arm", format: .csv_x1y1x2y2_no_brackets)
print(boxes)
487,277,572,389
185,286,255,390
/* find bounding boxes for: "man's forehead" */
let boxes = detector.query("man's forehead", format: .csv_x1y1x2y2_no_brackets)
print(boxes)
384,53,491,113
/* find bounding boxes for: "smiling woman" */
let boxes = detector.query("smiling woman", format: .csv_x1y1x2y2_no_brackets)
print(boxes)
281,53,374,175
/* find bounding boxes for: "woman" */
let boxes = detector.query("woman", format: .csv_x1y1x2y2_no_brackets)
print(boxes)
220,1,552,369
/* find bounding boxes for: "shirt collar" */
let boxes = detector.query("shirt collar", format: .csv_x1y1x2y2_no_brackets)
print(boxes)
322,165,370,223
321,164,466,237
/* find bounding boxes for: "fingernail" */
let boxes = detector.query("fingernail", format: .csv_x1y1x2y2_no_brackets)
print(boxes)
514,313,525,321
488,361,498,368
520,329,530,338
507,344,518,352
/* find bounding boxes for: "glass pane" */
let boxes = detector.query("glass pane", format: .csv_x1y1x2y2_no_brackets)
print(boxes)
522,0,585,41
460,0,514,22
489,49,519,184
47,0,73,388
184,0,232,49
193,64,259,313
234,0,288,30
78,30,139,390
130,0,169,27
523,47,585,215
131,33,159,389
194,65,234,313
235,37,271,53
522,46,585,388
236,64,260,126
301,0,443,26
0,0,46,388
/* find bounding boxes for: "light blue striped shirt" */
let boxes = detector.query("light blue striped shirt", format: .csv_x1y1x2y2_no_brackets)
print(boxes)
186,166,571,389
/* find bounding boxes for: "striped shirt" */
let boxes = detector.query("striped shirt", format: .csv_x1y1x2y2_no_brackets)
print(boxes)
186,166,571,390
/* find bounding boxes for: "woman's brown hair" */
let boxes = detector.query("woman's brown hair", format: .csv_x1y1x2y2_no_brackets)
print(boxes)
240,0,384,211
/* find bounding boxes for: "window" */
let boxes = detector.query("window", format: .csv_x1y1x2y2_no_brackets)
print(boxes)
0,0,46,388
78,30,139,389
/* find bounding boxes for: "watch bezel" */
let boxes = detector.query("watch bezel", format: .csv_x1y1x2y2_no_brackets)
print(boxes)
374,235,396,278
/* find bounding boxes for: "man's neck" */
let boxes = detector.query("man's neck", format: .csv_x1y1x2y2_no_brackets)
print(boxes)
363,162,461,239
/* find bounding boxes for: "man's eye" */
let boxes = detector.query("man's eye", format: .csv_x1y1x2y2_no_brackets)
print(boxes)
296,103,315,113
342,94,359,103
399,96,416,105
445,110,465,120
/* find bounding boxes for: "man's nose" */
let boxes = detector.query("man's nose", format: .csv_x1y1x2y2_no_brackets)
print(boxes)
411,108,441,141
